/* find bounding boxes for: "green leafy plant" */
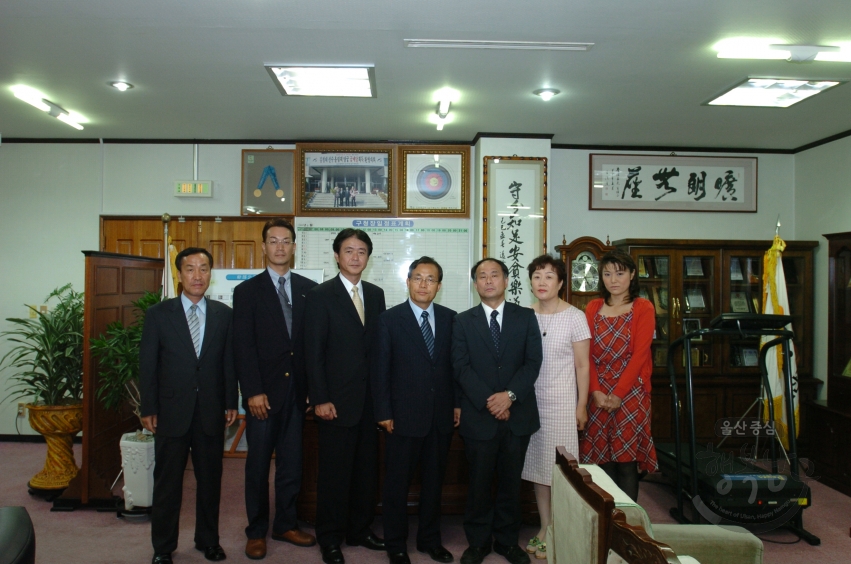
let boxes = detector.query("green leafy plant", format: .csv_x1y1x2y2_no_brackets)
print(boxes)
90,291,162,426
1,284,85,406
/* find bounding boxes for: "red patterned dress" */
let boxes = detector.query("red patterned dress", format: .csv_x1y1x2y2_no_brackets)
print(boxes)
580,310,658,472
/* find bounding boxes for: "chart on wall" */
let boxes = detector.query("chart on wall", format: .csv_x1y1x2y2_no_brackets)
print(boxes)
295,217,472,312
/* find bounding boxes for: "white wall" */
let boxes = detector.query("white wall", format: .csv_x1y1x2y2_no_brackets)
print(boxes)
795,136,851,399
0,140,803,435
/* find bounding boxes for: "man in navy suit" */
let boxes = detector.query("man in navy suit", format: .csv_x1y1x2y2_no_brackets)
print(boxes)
140,247,239,564
233,218,318,560
452,258,542,564
372,257,459,564
305,228,387,564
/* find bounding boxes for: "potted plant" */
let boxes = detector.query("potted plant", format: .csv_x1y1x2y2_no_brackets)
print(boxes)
90,290,161,511
1,284,84,492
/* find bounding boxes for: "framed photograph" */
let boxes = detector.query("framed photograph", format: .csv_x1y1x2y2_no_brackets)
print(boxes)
652,287,668,315
654,347,668,367
730,257,744,281
684,257,704,277
685,287,706,310
730,291,751,313
399,145,470,216
683,318,703,340
655,257,669,277
589,154,758,212
241,149,295,215
483,156,547,306
638,258,649,278
742,348,759,367
296,144,393,215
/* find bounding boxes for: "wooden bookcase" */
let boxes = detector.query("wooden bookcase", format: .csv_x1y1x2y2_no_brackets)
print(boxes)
612,239,819,448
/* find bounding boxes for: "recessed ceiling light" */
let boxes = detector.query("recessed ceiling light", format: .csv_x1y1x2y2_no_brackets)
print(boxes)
110,81,134,91
533,88,560,101
405,39,593,51
714,38,851,62
265,65,376,97
706,78,845,107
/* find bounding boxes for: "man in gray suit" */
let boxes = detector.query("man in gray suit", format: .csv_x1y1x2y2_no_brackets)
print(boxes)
140,247,239,564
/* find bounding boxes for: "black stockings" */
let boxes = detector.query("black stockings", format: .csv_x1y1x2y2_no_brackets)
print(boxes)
600,461,639,502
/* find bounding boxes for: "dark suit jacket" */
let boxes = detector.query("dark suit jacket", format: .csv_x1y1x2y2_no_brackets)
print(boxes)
139,296,238,437
372,301,458,437
305,275,386,428
451,301,543,441
233,270,317,413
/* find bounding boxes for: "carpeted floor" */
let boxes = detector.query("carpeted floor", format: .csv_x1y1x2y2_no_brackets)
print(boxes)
1,442,848,563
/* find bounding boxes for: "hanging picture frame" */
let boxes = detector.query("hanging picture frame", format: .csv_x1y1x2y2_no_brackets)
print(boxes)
398,145,470,217
241,149,295,215
482,156,547,307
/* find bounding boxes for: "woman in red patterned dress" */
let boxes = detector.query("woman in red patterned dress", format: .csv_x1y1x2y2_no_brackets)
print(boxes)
580,250,657,501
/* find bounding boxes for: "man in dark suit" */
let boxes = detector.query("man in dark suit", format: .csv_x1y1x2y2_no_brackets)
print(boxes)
452,258,543,564
372,257,459,564
305,228,387,564
233,218,318,560
140,247,239,564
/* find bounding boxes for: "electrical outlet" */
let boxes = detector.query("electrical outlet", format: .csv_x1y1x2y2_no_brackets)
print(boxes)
39,305,48,314
17,403,26,417
27,305,37,319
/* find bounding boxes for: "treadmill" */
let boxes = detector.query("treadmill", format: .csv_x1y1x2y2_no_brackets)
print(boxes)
659,313,819,544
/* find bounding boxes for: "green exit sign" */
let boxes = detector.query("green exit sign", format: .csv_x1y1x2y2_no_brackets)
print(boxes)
174,180,212,197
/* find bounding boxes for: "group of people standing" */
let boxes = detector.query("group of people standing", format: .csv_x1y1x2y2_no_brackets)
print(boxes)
139,218,656,564
333,185,358,207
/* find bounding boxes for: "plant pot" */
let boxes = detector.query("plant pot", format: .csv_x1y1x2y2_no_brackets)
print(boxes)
26,403,83,490
120,431,155,510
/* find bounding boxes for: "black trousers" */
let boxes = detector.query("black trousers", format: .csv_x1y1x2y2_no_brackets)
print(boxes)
151,402,224,554
315,414,379,547
383,423,453,553
462,424,531,548
244,398,304,539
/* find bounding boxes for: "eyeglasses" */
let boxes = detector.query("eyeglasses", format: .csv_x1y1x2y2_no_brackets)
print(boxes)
266,239,293,247
411,276,438,286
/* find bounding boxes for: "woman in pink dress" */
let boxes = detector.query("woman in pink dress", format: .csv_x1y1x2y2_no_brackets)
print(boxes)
521,255,590,560
580,250,657,502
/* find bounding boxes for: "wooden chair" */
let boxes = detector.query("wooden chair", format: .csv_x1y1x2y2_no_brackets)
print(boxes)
607,509,691,564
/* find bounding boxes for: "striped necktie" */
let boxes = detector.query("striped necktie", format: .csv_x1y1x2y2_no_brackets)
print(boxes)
188,304,201,357
420,311,434,358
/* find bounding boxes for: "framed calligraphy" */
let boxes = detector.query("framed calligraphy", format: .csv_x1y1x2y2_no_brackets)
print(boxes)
241,149,295,215
399,145,470,217
589,154,757,212
483,156,547,307
296,143,394,215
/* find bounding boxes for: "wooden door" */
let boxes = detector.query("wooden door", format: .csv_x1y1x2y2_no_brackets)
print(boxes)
196,219,269,269
101,217,196,258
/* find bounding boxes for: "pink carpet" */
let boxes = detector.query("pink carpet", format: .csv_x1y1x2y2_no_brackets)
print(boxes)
1,442,849,563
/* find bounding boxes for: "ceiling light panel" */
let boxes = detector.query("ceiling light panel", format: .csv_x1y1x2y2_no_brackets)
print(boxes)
405,39,593,51
265,65,376,97
706,78,844,108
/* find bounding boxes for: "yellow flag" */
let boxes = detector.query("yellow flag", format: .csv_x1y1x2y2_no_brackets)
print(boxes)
760,236,798,449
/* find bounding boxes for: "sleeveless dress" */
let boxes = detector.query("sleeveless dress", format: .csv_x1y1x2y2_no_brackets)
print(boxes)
521,306,591,485
579,310,658,473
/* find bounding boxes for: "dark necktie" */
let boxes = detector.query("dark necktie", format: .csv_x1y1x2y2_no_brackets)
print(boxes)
277,276,292,336
420,311,434,358
490,310,500,348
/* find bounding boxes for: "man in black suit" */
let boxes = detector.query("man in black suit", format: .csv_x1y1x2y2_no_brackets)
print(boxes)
452,258,543,564
372,257,459,564
140,247,239,564
305,228,387,564
233,219,318,560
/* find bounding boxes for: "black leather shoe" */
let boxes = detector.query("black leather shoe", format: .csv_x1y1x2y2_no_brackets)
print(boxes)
152,555,173,564
195,544,227,561
348,533,385,551
321,544,345,564
493,542,530,564
418,545,454,563
388,552,412,564
460,546,491,564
